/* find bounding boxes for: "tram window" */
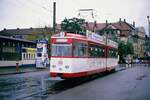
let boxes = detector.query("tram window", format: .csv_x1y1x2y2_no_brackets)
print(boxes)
74,42,88,57
109,48,118,58
51,44,72,56
89,44,104,57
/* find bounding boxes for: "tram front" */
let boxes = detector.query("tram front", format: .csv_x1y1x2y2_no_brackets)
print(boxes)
50,33,74,78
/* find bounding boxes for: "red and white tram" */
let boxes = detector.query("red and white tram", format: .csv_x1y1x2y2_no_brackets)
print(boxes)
50,31,118,78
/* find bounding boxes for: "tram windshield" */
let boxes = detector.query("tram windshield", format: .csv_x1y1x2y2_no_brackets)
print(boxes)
51,44,72,56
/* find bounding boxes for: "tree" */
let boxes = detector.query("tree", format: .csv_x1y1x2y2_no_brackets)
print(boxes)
118,41,134,63
61,17,86,33
126,42,134,55
26,31,38,41
118,41,126,63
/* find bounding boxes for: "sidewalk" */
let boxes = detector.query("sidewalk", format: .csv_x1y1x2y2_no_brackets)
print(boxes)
0,66,49,75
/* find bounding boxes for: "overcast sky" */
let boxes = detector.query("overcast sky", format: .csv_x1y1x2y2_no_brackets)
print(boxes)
0,0,149,35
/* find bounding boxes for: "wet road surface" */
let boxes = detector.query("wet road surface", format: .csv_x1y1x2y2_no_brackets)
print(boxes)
45,65,150,100
0,71,62,100
0,64,149,100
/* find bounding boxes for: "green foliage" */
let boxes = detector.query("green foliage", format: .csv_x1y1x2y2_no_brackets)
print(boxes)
26,31,38,41
26,31,52,41
118,41,125,59
126,42,134,55
118,41,134,62
61,17,86,33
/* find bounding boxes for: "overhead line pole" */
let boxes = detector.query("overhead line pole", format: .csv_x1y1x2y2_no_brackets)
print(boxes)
53,2,56,34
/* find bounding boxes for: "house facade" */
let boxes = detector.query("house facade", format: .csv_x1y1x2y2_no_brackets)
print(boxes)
85,19,146,59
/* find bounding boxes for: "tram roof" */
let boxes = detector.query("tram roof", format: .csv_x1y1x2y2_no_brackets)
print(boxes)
0,35,35,43
51,32,118,48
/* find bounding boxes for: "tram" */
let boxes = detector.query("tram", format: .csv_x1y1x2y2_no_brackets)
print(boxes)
50,31,118,78
36,40,49,68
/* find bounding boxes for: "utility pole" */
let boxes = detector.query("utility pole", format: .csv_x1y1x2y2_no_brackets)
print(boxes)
53,2,56,34
147,16,150,37
147,16,150,61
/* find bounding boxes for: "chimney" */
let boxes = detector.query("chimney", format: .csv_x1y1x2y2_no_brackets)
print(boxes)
3,28,6,31
44,26,47,29
106,20,108,26
119,18,122,25
93,21,97,32
133,21,135,27
94,21,97,28
124,19,126,22
119,18,121,22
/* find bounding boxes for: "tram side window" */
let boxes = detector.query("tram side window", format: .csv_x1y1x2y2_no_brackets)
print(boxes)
89,44,104,57
109,48,118,58
74,42,88,57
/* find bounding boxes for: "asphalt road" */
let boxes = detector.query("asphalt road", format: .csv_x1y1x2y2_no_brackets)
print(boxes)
0,71,62,100
46,65,150,100
0,64,150,100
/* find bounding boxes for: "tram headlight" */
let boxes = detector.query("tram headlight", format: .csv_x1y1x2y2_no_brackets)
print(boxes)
65,65,69,69
52,65,56,68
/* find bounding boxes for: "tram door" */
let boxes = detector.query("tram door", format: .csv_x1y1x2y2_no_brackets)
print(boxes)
36,40,49,68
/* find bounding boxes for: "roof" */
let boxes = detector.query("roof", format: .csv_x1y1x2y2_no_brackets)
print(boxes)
85,22,106,31
85,21,135,37
86,21,134,31
0,27,52,36
0,35,35,43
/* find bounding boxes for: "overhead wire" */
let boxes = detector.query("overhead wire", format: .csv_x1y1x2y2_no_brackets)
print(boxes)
13,0,53,27
29,0,53,13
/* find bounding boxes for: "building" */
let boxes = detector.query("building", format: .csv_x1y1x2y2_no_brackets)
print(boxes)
0,27,53,41
85,19,147,59
145,36,150,59
85,18,135,43
133,27,146,59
